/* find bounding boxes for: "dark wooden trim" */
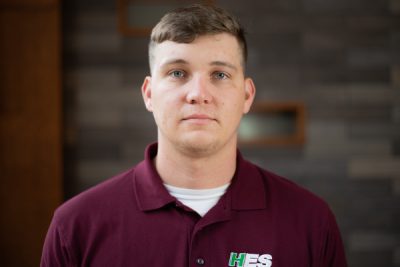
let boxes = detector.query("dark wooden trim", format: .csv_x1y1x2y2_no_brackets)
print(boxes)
239,102,306,146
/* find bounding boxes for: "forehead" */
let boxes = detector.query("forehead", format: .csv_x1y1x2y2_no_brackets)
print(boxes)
151,33,243,70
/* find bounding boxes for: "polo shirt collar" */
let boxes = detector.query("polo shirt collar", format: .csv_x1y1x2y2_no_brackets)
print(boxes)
134,143,176,211
229,152,267,210
133,143,267,212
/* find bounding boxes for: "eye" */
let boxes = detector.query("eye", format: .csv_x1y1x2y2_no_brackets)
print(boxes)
213,71,229,80
169,70,185,78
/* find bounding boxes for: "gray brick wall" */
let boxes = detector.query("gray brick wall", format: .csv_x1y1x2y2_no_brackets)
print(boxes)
63,1,400,266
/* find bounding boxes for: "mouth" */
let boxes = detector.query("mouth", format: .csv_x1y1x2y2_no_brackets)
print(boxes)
182,114,217,124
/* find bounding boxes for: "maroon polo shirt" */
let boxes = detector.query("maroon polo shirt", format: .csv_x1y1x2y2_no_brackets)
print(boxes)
41,143,347,267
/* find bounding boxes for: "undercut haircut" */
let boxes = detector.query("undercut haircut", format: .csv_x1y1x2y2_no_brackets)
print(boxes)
148,4,247,73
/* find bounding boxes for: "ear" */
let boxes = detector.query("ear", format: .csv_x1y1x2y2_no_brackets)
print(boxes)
141,76,153,112
243,78,256,114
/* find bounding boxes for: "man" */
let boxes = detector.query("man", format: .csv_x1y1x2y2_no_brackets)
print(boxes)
41,4,347,267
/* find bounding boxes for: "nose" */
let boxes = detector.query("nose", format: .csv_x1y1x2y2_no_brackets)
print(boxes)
185,75,213,104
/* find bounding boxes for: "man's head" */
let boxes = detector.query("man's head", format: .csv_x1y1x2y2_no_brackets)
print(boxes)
142,4,255,157
148,4,247,73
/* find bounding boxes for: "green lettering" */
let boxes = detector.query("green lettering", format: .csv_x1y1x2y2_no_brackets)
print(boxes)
229,252,246,267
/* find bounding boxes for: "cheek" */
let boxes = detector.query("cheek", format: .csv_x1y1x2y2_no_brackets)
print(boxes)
222,102,244,124
227,95,245,113
152,97,177,124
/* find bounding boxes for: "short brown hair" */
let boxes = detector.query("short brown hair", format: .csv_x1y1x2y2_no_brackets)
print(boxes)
148,4,247,72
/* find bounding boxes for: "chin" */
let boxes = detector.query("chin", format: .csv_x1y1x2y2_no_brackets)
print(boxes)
178,137,220,156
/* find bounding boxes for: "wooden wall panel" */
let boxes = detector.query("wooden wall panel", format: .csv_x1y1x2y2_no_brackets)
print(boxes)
0,3,61,267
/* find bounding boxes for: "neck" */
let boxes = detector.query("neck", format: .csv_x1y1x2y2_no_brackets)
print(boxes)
154,141,237,189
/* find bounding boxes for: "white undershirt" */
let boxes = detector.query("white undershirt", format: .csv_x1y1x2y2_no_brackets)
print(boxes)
164,183,230,217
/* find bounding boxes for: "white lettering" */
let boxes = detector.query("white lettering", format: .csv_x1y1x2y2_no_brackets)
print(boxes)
244,253,259,266
257,254,273,267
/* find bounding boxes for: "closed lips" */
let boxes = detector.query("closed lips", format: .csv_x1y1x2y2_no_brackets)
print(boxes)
183,114,214,120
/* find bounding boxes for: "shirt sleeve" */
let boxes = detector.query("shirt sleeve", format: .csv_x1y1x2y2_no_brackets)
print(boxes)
40,213,75,267
318,209,348,267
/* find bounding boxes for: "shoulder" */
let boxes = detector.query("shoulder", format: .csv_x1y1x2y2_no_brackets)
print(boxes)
53,167,137,225
42,166,139,265
253,162,333,217
249,163,347,266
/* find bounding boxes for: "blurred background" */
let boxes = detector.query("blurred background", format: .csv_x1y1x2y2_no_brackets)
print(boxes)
1,0,400,266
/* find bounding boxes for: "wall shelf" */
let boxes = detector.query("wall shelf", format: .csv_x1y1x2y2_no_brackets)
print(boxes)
239,102,306,146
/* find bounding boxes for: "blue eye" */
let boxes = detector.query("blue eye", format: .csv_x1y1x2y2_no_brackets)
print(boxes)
213,72,228,80
170,70,185,78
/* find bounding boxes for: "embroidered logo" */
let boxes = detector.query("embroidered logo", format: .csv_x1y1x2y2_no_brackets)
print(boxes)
228,252,272,267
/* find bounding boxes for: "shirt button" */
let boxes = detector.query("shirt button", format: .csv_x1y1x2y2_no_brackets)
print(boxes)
196,258,205,265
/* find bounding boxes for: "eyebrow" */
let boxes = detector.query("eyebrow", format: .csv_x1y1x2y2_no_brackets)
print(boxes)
160,59,189,68
160,58,238,71
210,61,238,71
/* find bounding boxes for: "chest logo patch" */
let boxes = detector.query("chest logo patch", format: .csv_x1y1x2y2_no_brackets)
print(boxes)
228,252,272,267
